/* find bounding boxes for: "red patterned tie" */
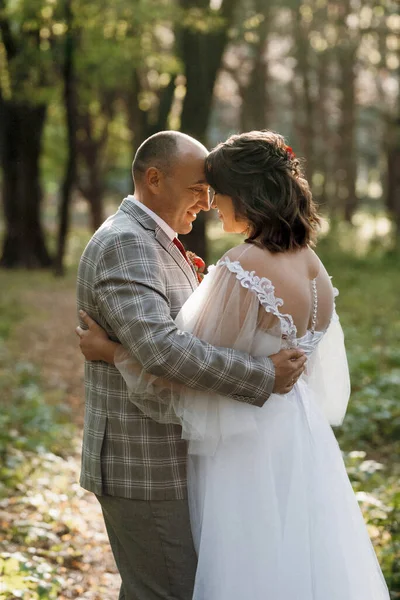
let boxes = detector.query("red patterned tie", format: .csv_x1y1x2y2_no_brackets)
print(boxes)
173,237,190,264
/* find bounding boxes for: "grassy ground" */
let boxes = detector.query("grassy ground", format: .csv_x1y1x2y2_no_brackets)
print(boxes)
0,225,399,598
0,268,120,599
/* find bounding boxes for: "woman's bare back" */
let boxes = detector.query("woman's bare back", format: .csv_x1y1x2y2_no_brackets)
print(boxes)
224,243,335,338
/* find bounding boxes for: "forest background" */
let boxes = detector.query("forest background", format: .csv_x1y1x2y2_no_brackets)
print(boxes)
0,0,399,598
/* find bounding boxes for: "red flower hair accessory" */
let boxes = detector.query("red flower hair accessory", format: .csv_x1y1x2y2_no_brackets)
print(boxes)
187,251,206,283
285,145,295,159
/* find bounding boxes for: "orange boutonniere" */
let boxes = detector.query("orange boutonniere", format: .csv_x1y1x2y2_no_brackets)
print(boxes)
186,251,206,283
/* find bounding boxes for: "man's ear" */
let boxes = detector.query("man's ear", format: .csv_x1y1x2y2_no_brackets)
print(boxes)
145,167,163,194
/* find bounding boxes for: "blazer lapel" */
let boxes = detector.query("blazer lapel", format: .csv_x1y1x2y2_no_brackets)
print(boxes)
119,197,159,232
155,227,199,291
120,198,198,291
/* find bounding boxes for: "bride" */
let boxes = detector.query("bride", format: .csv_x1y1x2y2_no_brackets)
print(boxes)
78,130,389,599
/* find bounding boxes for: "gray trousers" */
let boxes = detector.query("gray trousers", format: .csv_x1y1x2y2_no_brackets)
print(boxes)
96,494,197,600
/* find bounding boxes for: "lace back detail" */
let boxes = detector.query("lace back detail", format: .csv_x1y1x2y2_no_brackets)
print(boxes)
218,257,298,346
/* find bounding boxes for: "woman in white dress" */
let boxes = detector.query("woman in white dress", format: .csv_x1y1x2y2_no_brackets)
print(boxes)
78,131,390,599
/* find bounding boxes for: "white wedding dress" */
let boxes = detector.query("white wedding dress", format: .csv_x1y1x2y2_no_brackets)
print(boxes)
116,244,390,600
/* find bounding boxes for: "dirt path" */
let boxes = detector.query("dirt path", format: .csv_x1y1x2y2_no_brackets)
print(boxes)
10,283,121,599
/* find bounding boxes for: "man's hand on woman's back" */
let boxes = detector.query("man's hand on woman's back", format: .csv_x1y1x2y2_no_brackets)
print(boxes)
270,349,307,395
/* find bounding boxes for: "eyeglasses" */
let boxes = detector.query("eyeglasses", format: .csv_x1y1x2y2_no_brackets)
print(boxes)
208,187,216,205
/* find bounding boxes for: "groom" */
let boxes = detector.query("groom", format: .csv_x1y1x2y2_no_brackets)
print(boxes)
76,131,306,599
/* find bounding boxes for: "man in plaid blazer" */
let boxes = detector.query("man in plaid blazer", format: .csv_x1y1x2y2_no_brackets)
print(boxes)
76,131,306,600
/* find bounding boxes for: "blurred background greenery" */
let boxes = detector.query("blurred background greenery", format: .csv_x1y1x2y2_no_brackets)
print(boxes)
0,0,399,598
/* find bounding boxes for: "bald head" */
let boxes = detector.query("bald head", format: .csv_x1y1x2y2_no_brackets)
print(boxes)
132,131,208,185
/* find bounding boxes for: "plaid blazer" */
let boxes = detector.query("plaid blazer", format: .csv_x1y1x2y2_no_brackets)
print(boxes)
77,198,275,501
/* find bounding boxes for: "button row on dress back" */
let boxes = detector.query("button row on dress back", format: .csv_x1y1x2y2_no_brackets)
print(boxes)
310,279,318,334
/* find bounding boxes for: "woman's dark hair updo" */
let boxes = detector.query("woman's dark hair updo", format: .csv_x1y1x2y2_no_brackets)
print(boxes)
205,130,321,252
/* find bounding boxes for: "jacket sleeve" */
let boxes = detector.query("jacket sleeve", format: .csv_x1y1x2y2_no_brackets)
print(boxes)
94,230,275,407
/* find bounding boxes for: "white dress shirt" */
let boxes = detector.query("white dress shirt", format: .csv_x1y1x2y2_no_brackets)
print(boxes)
128,195,176,241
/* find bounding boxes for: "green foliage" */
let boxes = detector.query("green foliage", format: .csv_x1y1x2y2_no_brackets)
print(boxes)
0,552,64,600
0,272,75,495
0,360,74,497
207,221,245,264
0,277,77,598
0,300,23,340
0,447,87,600
344,452,400,593
1,0,62,104
318,238,400,451
75,0,179,90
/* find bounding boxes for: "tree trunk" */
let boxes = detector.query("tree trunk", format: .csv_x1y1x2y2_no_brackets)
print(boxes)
337,0,358,222
86,182,104,231
315,49,332,210
149,77,177,136
386,108,400,240
240,0,271,132
0,0,52,268
179,0,238,144
127,70,152,151
179,0,240,260
54,0,77,276
76,110,109,232
0,102,52,268
387,145,400,237
339,54,357,222
127,69,177,155
293,2,315,181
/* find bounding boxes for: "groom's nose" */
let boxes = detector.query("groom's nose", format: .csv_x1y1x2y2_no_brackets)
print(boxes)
196,189,211,212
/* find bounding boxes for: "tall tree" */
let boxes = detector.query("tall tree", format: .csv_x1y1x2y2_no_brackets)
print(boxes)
386,99,400,241
178,0,240,259
76,0,179,218
336,0,358,222
54,0,77,275
239,1,272,132
0,0,53,268
292,0,316,182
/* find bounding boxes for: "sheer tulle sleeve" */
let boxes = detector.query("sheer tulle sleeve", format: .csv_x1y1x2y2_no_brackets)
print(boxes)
305,308,351,426
115,254,282,455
